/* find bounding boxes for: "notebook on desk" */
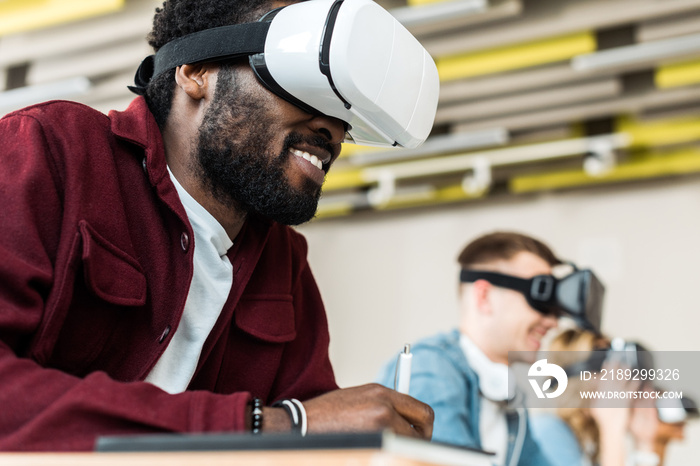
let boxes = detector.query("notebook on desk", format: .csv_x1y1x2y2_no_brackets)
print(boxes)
96,430,495,466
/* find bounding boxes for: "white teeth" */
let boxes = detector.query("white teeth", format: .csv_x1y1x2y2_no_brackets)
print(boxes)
291,149,323,170
310,155,320,169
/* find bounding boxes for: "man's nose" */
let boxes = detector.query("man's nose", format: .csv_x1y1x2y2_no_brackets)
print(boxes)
543,313,559,328
308,114,346,145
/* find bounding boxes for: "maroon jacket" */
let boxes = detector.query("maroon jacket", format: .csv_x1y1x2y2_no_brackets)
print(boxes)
0,97,338,451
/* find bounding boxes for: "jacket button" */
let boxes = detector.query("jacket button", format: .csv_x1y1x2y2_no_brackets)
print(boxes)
158,326,171,343
180,232,189,252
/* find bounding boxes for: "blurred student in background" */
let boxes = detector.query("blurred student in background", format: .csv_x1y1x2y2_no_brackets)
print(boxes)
530,328,696,466
377,231,561,466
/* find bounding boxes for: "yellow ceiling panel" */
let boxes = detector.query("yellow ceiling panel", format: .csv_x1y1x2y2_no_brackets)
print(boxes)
315,202,354,219
338,143,390,159
618,114,700,149
510,147,700,193
656,60,700,89
381,183,486,210
0,0,125,36
436,31,596,81
322,168,367,191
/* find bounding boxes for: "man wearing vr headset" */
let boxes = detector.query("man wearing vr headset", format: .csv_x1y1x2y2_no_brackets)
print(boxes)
378,231,569,465
0,0,436,450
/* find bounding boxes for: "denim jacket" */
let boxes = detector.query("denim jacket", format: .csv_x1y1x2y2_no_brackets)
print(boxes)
530,413,587,466
376,329,552,466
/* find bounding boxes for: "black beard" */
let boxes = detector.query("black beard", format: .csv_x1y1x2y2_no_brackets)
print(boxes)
194,66,334,226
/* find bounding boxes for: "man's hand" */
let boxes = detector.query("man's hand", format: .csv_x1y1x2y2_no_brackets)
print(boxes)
265,384,434,439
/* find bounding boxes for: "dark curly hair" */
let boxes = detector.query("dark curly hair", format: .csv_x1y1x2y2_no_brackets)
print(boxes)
144,0,278,128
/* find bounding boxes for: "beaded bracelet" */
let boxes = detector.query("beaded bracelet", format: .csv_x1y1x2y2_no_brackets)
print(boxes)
249,397,263,434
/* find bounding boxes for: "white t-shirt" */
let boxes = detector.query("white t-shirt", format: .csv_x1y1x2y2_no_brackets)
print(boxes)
145,169,234,394
460,334,511,466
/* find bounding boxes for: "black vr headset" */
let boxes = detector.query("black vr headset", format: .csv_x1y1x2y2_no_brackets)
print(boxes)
460,266,605,332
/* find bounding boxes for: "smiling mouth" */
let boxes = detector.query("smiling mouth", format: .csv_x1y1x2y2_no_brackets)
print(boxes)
291,149,324,171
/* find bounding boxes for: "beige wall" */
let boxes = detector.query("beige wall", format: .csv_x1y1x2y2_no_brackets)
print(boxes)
298,175,700,464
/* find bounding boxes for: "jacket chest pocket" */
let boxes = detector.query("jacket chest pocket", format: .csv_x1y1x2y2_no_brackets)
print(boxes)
235,294,296,343
207,294,297,396
80,222,147,306
48,221,147,375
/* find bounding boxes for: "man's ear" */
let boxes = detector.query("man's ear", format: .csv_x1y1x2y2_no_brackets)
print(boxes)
174,63,211,100
472,279,493,315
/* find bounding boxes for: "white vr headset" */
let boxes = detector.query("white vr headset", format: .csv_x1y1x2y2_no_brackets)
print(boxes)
130,0,440,148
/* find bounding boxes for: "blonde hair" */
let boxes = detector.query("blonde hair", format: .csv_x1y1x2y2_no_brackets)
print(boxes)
547,329,610,464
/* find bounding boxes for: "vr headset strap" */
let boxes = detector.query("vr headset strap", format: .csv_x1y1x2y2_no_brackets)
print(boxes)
129,22,271,95
459,270,532,296
460,269,561,311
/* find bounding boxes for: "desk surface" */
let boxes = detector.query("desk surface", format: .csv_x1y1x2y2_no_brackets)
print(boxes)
0,450,443,466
